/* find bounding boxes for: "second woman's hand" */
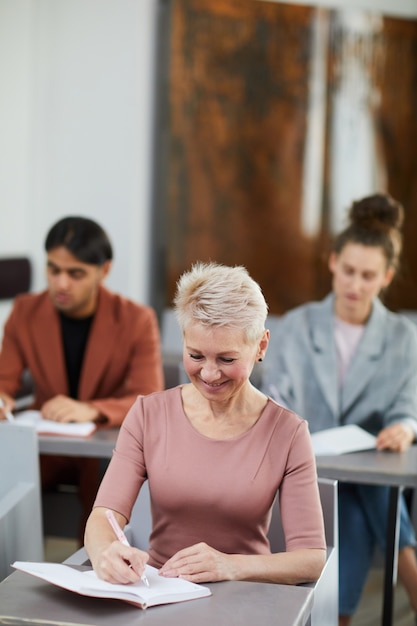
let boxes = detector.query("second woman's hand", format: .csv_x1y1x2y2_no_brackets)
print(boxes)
376,423,414,452
159,542,235,583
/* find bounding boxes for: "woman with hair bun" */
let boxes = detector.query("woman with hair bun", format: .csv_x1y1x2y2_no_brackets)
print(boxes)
263,193,417,624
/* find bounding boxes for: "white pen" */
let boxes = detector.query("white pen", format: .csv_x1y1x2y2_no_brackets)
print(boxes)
105,509,150,587
0,397,15,423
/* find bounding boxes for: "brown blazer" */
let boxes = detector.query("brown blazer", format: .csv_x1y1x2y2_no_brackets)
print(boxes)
0,285,164,426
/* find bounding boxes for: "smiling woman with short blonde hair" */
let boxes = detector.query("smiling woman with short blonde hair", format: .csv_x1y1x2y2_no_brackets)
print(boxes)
85,262,326,590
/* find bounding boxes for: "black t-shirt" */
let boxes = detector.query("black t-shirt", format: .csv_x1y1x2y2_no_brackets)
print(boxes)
59,313,94,399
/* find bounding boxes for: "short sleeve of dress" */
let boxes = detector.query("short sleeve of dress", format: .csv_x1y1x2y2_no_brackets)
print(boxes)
278,419,326,552
93,395,148,520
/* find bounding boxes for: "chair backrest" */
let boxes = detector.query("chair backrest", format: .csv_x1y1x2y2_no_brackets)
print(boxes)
0,257,31,300
268,477,337,552
127,481,152,549
305,478,338,626
267,477,338,626
0,423,44,580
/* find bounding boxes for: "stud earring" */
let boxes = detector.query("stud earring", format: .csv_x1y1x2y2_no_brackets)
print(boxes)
258,358,263,362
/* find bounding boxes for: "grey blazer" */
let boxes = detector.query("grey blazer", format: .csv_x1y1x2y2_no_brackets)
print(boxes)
262,294,417,436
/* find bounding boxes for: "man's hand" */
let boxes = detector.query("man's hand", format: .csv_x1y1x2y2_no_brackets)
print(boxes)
41,395,100,423
376,423,415,452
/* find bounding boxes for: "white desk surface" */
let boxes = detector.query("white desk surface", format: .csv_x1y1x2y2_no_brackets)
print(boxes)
0,569,314,626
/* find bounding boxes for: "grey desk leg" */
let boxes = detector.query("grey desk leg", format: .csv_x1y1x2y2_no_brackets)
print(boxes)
382,486,402,626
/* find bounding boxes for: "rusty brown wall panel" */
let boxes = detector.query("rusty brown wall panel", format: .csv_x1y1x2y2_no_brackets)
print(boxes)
165,0,317,312
160,0,417,314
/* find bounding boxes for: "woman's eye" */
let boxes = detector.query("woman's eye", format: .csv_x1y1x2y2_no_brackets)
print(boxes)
220,358,235,364
189,354,203,360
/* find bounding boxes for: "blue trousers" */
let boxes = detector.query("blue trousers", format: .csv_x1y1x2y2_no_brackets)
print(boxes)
338,483,416,615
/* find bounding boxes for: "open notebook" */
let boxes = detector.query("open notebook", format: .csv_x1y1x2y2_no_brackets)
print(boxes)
12,410,97,437
12,562,211,610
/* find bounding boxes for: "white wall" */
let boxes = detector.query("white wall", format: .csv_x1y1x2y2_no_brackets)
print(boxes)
0,0,158,335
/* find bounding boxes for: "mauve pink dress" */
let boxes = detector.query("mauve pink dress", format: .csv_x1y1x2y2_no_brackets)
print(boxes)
94,386,325,568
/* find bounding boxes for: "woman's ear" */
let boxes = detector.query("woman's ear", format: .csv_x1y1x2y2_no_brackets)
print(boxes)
257,329,270,361
382,266,395,289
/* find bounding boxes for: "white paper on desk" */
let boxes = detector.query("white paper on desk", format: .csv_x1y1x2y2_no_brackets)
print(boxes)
13,410,97,437
12,562,211,609
311,424,377,456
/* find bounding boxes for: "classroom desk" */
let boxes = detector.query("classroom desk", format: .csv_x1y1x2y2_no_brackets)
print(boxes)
38,427,119,458
316,446,417,626
0,569,314,626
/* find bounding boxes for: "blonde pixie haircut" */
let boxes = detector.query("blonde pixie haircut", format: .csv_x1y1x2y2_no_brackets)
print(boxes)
174,262,268,343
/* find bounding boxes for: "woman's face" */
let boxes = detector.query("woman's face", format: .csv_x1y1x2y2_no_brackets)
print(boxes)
183,323,268,403
329,242,394,324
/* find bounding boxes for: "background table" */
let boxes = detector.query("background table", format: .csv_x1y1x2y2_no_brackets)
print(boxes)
0,569,313,626
316,446,417,626
38,427,119,458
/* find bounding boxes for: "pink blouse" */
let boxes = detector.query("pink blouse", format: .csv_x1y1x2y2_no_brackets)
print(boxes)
94,386,325,568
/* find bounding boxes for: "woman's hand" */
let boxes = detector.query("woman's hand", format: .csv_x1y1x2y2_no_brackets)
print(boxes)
376,423,415,452
92,540,149,585
159,542,236,583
